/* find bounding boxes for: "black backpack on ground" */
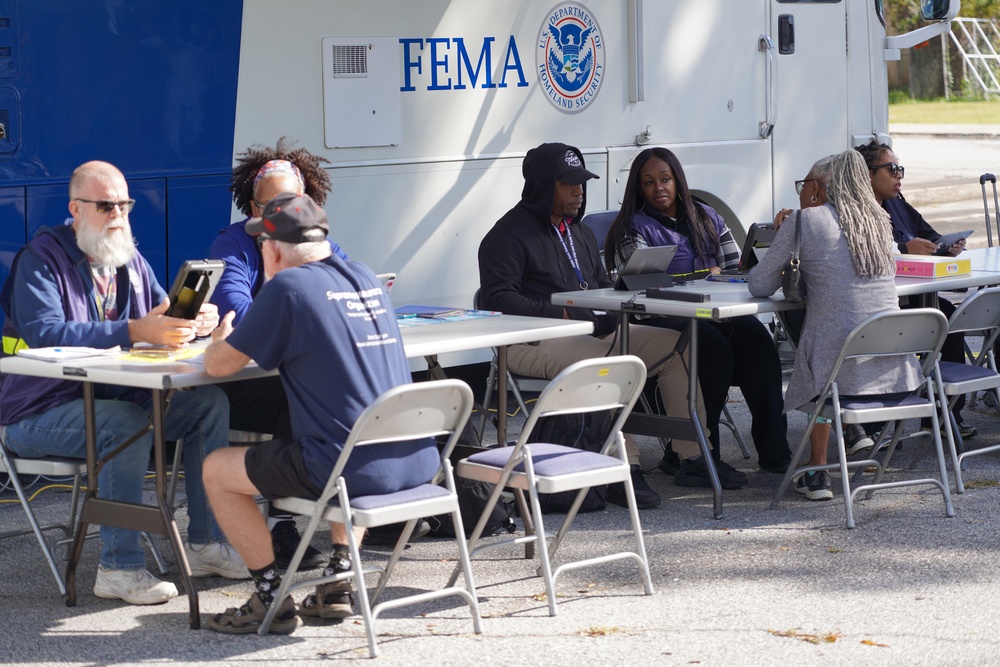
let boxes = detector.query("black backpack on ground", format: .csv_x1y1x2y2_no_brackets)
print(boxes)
425,474,517,538
526,410,615,514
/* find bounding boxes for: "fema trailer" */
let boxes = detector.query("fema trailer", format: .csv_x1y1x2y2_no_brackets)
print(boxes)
0,0,958,363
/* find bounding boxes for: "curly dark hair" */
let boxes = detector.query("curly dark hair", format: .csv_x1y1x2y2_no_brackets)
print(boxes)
229,136,332,216
854,138,893,169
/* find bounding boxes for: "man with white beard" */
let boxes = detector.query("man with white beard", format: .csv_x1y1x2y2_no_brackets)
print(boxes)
0,161,249,605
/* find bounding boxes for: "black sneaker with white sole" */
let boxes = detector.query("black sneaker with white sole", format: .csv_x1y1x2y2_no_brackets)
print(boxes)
844,424,875,455
795,470,833,501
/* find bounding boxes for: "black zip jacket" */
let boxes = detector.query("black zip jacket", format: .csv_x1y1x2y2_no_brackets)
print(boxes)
478,142,617,337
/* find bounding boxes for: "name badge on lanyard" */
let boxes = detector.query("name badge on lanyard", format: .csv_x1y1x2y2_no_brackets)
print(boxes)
552,222,588,290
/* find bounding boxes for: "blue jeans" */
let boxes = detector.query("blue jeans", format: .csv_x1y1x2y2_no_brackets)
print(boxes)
4,386,230,570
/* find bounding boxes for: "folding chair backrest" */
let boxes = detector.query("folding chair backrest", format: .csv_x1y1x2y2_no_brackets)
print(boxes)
580,210,618,253
822,309,949,390
842,308,948,360
947,287,1000,342
335,379,474,481
518,355,647,447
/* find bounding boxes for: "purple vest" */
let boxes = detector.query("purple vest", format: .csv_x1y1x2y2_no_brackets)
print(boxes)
629,204,728,274
0,227,156,424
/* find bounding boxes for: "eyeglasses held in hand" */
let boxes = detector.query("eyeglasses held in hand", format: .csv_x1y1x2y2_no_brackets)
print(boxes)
74,198,136,214
870,162,905,178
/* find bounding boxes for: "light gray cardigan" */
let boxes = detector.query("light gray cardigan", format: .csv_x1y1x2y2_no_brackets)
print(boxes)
747,203,922,412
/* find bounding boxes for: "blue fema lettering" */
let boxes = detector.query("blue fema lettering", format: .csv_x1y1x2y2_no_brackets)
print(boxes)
454,37,496,89
400,35,527,92
499,35,528,88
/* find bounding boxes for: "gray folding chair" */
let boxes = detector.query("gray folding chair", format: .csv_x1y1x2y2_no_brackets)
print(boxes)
0,426,87,595
452,355,654,616
932,287,1000,492
258,379,482,657
770,309,955,529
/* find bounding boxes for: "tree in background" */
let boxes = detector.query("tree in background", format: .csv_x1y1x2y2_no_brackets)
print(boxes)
886,0,1000,99
886,0,1000,33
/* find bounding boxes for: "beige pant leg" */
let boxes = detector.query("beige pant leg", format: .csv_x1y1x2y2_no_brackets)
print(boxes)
619,324,709,460
507,336,641,464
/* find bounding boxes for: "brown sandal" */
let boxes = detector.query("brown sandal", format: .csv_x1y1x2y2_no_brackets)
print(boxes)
206,592,301,635
299,581,353,619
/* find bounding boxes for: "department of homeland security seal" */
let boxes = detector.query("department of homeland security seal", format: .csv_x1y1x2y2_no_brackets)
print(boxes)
536,2,605,114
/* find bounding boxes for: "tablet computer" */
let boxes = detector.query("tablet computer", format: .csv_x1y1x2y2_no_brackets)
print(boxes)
165,259,226,320
614,245,678,291
933,230,974,256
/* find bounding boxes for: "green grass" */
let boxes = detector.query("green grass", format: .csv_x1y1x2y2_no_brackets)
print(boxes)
889,99,1000,124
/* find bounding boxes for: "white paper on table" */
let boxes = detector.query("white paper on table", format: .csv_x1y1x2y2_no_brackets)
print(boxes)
16,346,122,362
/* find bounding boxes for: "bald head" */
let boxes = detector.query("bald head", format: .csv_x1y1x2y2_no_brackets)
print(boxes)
67,160,136,266
69,161,126,200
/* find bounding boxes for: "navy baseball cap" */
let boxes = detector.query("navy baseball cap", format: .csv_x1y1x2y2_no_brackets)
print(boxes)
555,148,599,185
245,192,329,243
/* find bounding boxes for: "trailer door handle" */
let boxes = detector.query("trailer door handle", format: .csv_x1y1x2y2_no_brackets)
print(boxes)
779,15,795,55
758,34,776,139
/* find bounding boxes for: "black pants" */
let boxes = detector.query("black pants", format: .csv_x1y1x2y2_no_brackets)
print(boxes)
911,296,966,427
218,375,293,441
218,375,293,519
642,315,790,468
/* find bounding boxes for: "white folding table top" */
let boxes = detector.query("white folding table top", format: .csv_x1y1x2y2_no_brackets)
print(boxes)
0,315,593,390
552,271,1000,321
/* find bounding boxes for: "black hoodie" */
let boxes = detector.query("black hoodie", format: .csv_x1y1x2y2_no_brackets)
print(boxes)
478,142,616,337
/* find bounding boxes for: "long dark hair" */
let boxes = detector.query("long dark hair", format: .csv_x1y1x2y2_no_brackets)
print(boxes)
604,147,720,275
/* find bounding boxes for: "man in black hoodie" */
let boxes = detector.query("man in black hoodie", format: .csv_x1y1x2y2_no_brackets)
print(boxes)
479,143,749,508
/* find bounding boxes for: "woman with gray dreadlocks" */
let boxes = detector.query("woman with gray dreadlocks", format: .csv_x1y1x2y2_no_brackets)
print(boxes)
748,149,922,501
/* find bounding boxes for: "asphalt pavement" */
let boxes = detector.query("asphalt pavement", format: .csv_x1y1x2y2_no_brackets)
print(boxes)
2,124,1000,666
892,125,1000,246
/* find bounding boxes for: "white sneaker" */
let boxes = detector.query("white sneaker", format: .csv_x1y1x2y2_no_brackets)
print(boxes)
185,542,251,579
93,566,179,605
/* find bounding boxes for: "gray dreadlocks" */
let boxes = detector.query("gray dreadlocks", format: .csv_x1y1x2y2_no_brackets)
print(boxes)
824,149,895,277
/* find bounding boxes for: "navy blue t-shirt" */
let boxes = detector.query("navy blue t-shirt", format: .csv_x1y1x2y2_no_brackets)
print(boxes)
226,255,438,496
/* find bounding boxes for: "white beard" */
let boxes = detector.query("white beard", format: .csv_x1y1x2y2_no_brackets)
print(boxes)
76,218,137,267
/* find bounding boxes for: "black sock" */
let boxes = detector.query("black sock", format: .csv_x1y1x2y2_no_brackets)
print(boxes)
322,544,351,578
249,562,282,607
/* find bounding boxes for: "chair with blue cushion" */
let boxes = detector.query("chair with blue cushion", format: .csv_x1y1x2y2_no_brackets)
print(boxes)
582,208,751,459
930,287,1000,492
451,355,653,616
257,379,482,657
770,309,955,528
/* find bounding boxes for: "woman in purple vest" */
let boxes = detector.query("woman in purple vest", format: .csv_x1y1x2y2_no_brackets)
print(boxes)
604,147,791,477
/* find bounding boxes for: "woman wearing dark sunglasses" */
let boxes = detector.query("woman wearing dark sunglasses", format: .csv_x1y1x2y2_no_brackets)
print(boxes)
856,139,965,257
855,139,975,440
